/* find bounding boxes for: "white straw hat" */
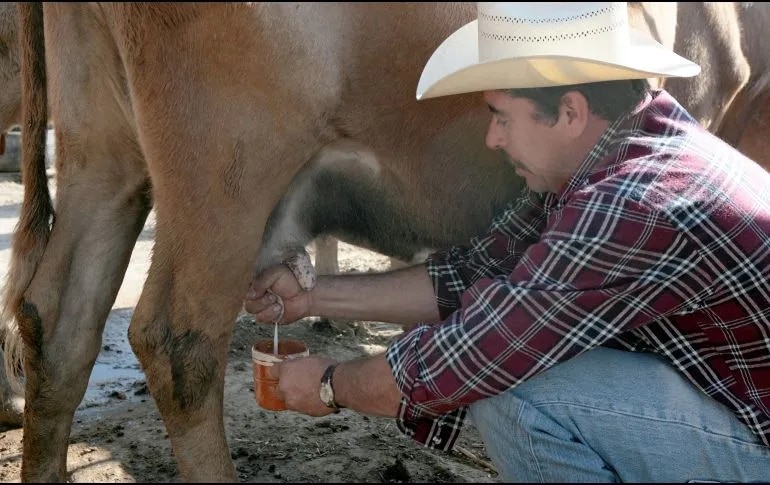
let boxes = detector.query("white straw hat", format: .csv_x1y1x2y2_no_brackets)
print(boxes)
416,2,701,100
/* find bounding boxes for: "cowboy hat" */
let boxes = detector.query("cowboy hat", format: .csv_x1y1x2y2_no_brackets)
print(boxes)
416,2,701,100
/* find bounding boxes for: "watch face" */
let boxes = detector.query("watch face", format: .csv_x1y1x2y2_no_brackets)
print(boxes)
320,383,334,406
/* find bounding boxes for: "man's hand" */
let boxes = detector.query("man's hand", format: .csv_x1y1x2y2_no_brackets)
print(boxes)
270,355,339,417
247,262,441,328
244,263,313,324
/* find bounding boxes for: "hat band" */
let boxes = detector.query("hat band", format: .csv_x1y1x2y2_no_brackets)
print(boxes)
477,3,630,62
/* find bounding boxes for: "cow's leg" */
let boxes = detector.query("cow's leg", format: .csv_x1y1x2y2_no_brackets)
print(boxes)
12,3,152,479
127,165,306,482
662,3,751,137
706,86,770,169
0,347,23,427
118,13,332,480
735,95,770,172
19,143,150,481
313,236,339,276
0,326,23,427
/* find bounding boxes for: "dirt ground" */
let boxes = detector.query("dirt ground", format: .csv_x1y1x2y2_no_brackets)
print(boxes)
0,172,499,483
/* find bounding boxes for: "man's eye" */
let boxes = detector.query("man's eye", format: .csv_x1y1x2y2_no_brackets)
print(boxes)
496,118,509,127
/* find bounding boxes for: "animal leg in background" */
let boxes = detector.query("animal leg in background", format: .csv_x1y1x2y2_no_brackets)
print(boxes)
7,4,151,481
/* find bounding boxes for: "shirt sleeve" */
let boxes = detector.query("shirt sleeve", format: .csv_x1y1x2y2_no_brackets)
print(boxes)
388,190,706,421
425,188,548,320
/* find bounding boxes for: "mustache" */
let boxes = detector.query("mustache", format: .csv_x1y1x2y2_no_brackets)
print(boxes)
504,154,527,171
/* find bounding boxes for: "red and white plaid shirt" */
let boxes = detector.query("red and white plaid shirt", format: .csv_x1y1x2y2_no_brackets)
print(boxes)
386,89,770,451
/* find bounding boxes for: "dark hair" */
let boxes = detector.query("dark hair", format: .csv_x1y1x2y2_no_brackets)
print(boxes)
506,78,651,125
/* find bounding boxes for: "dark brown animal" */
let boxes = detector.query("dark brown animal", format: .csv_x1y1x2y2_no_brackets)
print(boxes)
3,2,770,482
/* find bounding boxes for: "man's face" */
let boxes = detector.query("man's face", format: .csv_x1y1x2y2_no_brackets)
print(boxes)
483,90,578,194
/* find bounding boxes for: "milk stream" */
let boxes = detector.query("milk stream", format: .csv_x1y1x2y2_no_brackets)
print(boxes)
273,322,279,356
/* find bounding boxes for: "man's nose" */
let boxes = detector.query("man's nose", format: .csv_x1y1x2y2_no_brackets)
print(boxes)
485,119,500,150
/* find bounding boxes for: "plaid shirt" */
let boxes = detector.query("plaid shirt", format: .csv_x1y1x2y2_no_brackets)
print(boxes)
385,89,770,451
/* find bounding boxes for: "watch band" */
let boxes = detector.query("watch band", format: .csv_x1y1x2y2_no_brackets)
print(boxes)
320,363,341,409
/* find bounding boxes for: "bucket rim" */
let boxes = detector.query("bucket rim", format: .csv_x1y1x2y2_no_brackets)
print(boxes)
252,339,308,364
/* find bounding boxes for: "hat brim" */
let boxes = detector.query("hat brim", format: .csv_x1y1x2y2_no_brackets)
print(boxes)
416,20,701,100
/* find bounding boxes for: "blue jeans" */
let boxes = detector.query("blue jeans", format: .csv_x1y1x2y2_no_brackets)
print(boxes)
468,347,770,482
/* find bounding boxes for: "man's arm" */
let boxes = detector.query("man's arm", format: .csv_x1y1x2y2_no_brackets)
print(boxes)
272,353,402,418
310,265,440,326
333,353,402,416
246,263,441,326
387,194,705,418
246,191,544,326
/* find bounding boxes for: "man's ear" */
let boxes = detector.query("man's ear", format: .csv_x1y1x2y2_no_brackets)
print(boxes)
559,91,590,138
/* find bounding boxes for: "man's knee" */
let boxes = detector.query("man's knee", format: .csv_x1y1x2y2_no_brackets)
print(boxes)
468,389,519,438
468,389,538,480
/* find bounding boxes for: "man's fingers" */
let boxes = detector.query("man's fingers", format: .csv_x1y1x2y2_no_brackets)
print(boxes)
267,290,285,324
244,293,280,315
251,303,286,324
249,291,276,310
246,265,283,300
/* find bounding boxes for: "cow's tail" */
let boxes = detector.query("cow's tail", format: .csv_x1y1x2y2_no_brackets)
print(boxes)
1,2,52,394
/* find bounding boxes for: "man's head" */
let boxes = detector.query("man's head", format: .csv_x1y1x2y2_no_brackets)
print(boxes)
415,2,699,193
483,79,649,193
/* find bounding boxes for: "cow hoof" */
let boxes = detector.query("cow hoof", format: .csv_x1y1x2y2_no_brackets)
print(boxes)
0,393,24,428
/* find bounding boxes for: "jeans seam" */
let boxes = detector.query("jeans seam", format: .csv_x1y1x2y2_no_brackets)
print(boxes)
517,399,546,482
532,400,764,448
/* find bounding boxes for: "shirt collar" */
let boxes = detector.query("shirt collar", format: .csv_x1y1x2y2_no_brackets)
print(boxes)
543,89,658,207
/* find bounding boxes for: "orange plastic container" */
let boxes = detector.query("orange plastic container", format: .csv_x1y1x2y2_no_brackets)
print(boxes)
251,339,309,411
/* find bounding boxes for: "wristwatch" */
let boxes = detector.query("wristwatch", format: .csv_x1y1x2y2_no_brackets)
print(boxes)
319,364,341,409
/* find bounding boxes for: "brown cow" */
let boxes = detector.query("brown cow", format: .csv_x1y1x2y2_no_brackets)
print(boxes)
3,2,770,482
